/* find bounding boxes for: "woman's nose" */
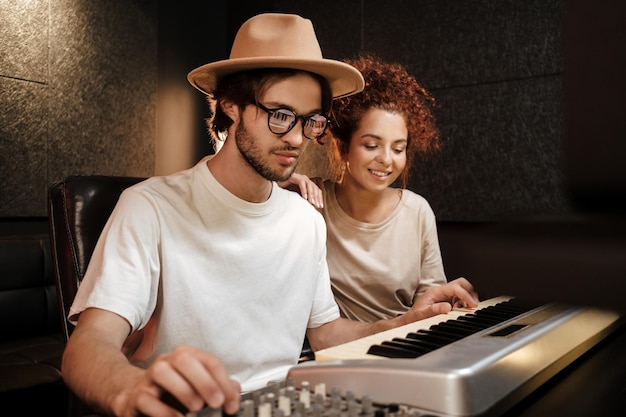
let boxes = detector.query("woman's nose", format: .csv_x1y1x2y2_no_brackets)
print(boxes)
376,148,392,164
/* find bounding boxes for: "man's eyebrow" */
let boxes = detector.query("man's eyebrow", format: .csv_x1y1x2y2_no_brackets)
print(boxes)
262,101,323,115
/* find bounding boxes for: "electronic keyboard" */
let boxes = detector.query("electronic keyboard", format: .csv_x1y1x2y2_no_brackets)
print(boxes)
286,296,622,416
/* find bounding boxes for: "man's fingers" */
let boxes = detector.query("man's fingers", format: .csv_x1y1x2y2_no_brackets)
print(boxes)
195,349,240,411
148,346,241,414
149,350,205,413
224,379,243,415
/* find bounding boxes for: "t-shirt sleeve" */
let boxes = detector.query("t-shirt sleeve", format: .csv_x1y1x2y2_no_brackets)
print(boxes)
68,187,161,332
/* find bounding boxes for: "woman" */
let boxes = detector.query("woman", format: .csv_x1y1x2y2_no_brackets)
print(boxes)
313,53,477,322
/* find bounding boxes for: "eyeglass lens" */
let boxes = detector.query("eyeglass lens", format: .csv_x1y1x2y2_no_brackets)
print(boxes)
268,108,327,139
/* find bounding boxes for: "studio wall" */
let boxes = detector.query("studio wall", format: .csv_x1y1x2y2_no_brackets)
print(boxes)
285,0,571,221
1,0,157,218
2,0,573,223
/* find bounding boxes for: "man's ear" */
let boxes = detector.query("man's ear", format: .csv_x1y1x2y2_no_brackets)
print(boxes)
220,100,241,123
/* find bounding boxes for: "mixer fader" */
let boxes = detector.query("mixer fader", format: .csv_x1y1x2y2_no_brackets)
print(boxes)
189,378,429,417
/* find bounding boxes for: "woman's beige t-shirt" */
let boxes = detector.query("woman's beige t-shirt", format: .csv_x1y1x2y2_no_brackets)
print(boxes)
319,180,447,322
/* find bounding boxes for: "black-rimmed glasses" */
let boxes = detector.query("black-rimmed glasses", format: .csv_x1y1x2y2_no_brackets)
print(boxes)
256,103,330,140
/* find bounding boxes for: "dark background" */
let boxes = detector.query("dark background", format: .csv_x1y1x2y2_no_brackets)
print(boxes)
1,0,624,311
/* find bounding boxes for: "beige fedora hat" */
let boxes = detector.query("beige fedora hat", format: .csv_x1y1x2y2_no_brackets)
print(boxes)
188,13,364,99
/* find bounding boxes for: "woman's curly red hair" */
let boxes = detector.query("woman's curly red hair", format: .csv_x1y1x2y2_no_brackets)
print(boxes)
327,53,440,188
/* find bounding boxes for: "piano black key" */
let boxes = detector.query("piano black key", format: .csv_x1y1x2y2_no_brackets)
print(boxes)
381,340,429,357
457,314,502,327
444,317,487,330
367,343,420,358
409,329,461,344
482,308,519,319
424,327,472,341
475,308,518,320
496,299,541,314
370,327,466,359
429,321,481,336
390,337,438,353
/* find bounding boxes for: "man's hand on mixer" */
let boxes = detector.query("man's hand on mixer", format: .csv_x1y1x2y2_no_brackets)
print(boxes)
407,277,479,322
112,345,241,417
63,308,241,417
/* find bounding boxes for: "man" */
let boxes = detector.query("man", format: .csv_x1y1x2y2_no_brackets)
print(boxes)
62,13,478,417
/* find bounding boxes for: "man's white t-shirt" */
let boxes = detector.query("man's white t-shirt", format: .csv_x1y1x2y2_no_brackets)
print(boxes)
69,158,340,391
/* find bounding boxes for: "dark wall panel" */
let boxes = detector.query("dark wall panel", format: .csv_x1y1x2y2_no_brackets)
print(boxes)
364,0,564,89
283,0,569,221
1,1,158,218
0,0,50,217
0,80,48,216
271,1,362,62
0,0,48,82
47,1,157,182
416,77,569,221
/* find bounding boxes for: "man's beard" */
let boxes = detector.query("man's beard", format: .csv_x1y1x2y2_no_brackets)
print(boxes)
235,120,299,182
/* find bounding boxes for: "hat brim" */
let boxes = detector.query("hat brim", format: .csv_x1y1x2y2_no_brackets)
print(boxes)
188,57,365,99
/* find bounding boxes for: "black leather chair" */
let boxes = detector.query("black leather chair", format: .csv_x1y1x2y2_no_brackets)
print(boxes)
48,175,146,342
48,175,145,416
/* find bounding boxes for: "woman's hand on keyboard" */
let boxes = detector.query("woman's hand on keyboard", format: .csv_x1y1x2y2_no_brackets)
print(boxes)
407,277,479,321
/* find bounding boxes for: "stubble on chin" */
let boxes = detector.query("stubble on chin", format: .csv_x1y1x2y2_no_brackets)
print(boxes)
235,120,300,182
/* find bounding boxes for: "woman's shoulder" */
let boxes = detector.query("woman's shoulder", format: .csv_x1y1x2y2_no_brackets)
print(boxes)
400,188,429,203
315,178,337,196
399,188,435,213
313,177,331,187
